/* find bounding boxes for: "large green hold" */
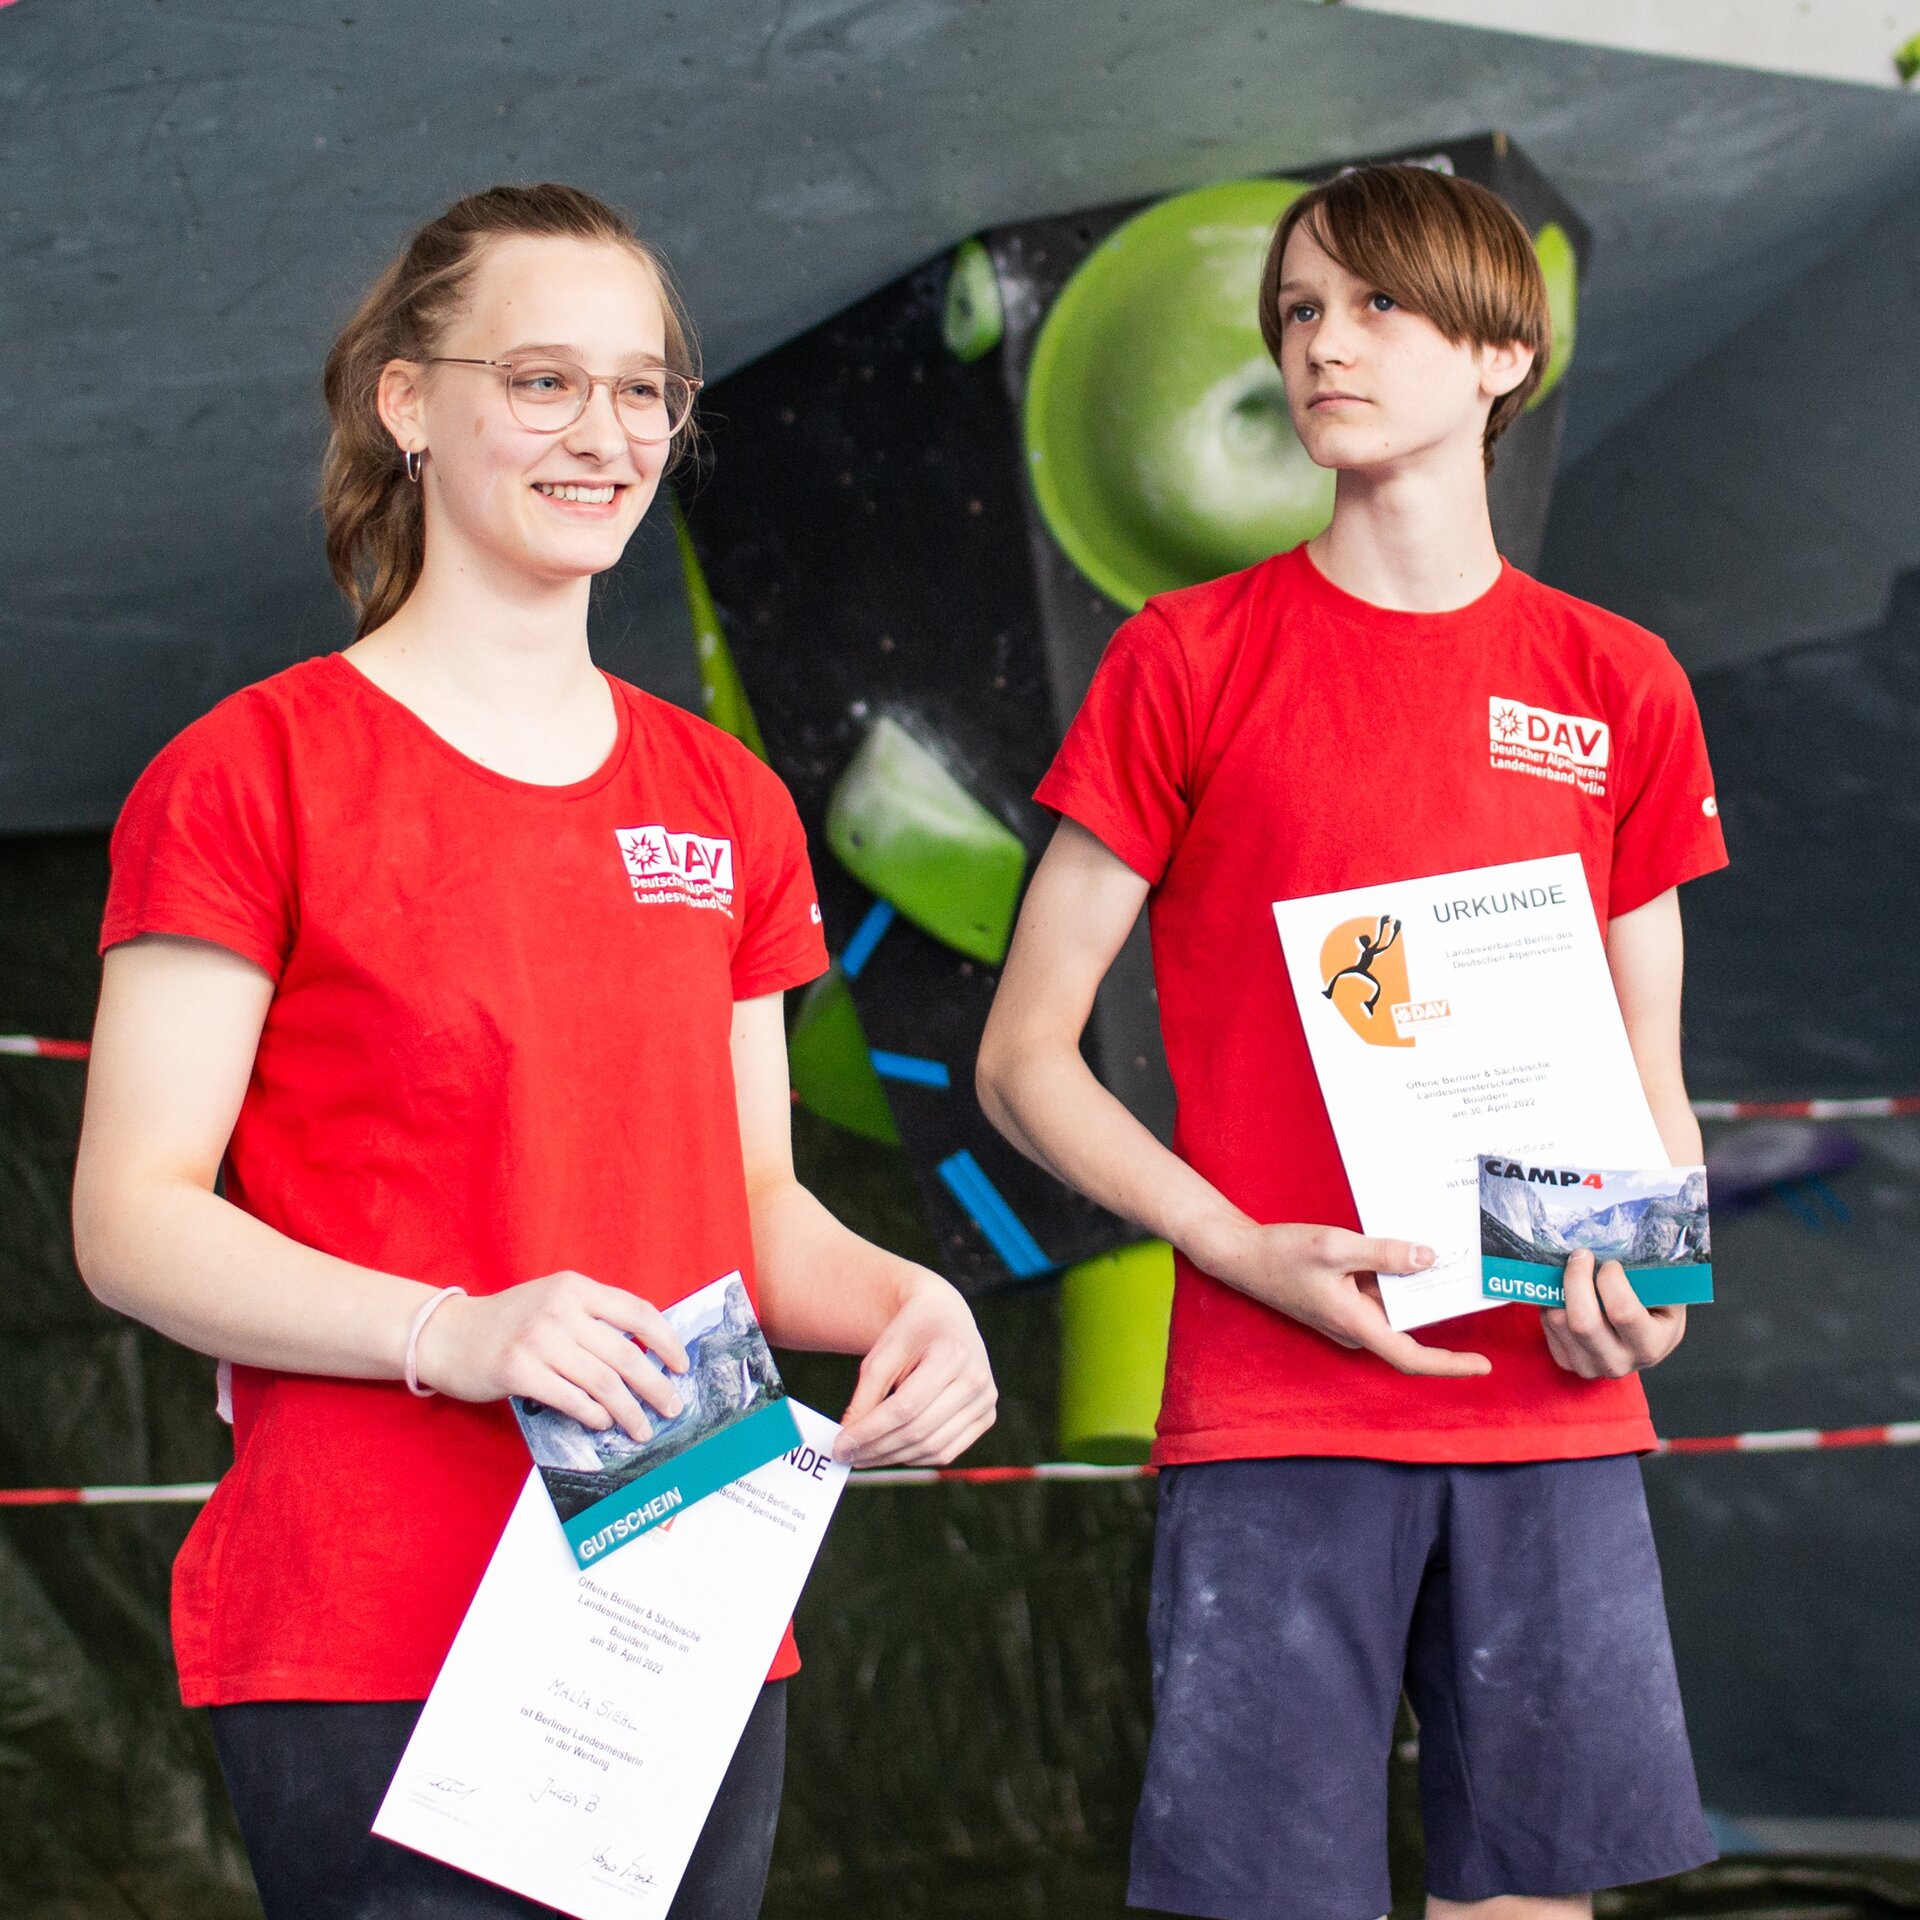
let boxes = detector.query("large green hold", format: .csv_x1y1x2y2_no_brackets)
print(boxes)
788,965,900,1146
825,717,1028,966
1058,1240,1176,1464
1023,177,1331,613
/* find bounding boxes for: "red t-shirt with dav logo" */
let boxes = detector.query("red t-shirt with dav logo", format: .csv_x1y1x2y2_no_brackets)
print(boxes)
100,657,828,1706
1035,546,1728,1467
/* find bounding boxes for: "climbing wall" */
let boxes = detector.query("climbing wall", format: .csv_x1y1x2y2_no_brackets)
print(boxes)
681,133,1589,1295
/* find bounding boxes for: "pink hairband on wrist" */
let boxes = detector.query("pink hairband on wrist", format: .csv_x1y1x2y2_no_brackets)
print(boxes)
404,1285,468,1397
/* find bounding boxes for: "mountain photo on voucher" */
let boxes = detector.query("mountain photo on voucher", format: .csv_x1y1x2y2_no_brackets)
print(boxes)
1478,1159,1713,1309
511,1273,800,1569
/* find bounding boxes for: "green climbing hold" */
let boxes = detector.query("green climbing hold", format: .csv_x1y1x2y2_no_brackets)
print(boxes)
1528,222,1579,409
673,497,767,761
788,966,900,1147
825,717,1027,967
1058,1240,1176,1464
1897,33,1920,83
1023,177,1332,613
942,238,1004,362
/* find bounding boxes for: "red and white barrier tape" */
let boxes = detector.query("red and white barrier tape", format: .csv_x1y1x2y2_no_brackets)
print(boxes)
0,1482,220,1506
1653,1420,1920,1457
3,1422,1917,1506
6,1037,1917,1122
1689,1096,1920,1120
856,1462,1150,1487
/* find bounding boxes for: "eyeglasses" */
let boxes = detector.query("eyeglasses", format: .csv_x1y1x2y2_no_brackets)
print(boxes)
424,357,702,444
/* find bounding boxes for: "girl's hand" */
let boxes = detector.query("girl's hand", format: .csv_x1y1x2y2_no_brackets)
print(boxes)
833,1274,998,1468
413,1272,690,1440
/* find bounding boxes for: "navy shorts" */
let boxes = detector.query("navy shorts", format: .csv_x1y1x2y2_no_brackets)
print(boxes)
210,1681,785,1918
1130,1456,1715,1920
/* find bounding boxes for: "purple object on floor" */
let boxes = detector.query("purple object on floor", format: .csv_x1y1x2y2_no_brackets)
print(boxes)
1705,1121,1861,1211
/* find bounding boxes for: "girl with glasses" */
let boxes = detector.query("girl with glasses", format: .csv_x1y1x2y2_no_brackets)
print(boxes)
73,182,997,1920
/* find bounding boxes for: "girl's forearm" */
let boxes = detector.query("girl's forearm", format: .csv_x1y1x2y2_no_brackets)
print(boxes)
75,1172,430,1377
746,1175,926,1354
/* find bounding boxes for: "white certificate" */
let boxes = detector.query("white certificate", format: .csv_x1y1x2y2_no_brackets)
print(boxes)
1272,855,1667,1329
374,1403,849,1919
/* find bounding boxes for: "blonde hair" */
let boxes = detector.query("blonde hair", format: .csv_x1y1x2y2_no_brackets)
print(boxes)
320,183,699,637
1259,165,1549,471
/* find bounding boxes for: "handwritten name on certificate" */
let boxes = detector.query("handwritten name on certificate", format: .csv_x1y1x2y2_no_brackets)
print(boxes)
1273,855,1667,1330
374,1403,849,1919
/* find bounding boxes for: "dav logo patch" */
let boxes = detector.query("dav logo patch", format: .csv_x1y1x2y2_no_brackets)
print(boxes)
1488,697,1609,797
616,825,735,915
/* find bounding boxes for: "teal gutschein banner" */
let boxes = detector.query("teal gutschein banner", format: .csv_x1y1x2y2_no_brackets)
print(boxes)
1481,1257,1714,1310
562,1397,802,1567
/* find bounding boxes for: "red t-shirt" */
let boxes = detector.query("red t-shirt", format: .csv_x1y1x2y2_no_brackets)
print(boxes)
101,656,828,1706
1035,546,1728,1466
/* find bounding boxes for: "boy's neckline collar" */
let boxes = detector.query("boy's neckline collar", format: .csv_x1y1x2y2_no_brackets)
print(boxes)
1286,542,1523,636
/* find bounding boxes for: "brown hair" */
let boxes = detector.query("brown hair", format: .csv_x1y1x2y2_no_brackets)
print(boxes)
1257,165,1548,470
321,183,700,637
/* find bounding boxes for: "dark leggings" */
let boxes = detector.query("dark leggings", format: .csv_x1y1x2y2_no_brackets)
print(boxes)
210,1681,786,1920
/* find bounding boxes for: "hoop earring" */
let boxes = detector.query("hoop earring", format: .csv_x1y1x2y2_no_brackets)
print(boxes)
404,448,423,483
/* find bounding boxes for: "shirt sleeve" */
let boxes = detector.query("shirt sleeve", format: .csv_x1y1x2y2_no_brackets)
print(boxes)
730,762,830,1000
99,694,298,981
1032,606,1195,884
1609,648,1729,918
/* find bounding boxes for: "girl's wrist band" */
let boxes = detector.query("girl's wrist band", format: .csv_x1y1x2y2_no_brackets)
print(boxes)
404,1285,468,1397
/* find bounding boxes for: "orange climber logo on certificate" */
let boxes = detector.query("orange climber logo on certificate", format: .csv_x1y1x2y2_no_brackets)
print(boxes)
1318,912,1451,1047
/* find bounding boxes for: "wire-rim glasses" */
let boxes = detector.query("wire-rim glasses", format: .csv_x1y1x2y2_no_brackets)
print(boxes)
424,357,702,444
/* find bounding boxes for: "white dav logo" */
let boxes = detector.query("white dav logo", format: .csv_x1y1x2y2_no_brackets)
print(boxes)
616,826,735,915
1488,697,1610,797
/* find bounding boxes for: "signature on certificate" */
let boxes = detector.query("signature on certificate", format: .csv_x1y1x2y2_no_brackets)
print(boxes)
589,1848,657,1888
422,1776,480,1803
530,1776,602,1814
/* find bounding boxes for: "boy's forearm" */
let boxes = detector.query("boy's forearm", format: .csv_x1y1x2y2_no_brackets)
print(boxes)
978,1036,1252,1272
1604,890,1701,1171
1647,1084,1703,1169
986,1031,1497,1376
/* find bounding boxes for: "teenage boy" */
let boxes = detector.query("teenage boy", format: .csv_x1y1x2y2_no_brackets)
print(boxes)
977,165,1726,1920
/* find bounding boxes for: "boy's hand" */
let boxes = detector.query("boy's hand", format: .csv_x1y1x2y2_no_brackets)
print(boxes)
1542,1249,1686,1377
1201,1222,1491,1378
833,1273,998,1468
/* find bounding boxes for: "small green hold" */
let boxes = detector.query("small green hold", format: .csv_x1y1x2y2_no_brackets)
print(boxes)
826,717,1028,966
1896,33,1920,84
672,496,767,762
1528,222,1579,409
942,238,1004,362
788,966,900,1146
